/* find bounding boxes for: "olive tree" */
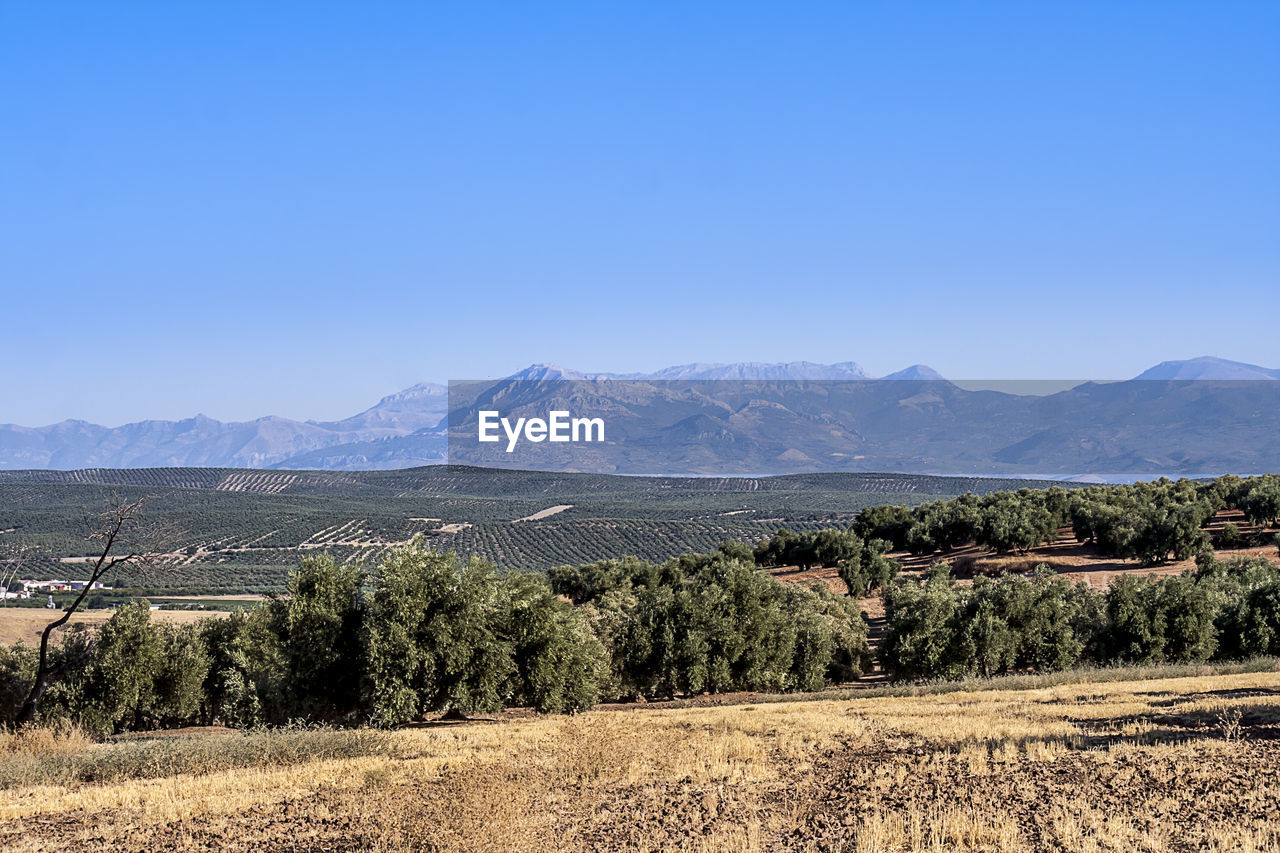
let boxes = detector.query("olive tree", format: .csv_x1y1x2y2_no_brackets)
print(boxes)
364,545,514,725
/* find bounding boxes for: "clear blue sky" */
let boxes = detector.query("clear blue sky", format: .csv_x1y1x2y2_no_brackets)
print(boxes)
2,2,1277,426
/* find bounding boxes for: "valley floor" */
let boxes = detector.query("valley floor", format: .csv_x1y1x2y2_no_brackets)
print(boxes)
3,664,1279,852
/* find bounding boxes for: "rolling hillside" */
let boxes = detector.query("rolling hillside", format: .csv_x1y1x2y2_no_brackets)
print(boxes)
0,466,1065,591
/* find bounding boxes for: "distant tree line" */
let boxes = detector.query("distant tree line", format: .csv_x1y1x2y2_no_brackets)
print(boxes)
855,475,1280,565
882,553,1280,680
0,544,870,735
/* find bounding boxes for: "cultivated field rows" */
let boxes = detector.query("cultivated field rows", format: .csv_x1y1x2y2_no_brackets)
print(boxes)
3,471,1027,590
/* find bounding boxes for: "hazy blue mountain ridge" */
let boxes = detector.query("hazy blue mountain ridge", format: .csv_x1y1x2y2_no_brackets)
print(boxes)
0,357,1275,473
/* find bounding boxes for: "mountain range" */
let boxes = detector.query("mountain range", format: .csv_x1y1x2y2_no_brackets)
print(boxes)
0,356,1275,475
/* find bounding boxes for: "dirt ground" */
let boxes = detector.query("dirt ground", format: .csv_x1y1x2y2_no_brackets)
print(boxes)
2,668,1278,852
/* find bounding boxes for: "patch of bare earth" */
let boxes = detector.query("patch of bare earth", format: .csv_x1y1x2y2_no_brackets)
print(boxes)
512,505,574,523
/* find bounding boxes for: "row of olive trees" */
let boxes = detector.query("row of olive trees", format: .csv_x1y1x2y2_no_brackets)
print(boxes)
1209,474,1280,527
852,475,1280,565
854,488,1071,556
0,550,617,733
882,553,1280,680
550,547,870,698
1069,479,1215,565
0,602,207,736
749,529,899,596
1,543,870,734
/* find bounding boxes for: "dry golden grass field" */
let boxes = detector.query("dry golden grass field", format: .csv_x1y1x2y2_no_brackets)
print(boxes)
2,664,1279,852
0,608,228,647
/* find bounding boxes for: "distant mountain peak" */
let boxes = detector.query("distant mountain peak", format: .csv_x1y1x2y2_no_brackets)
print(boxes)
641,361,871,381
1133,356,1280,381
373,382,447,405
508,363,597,381
881,364,945,381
